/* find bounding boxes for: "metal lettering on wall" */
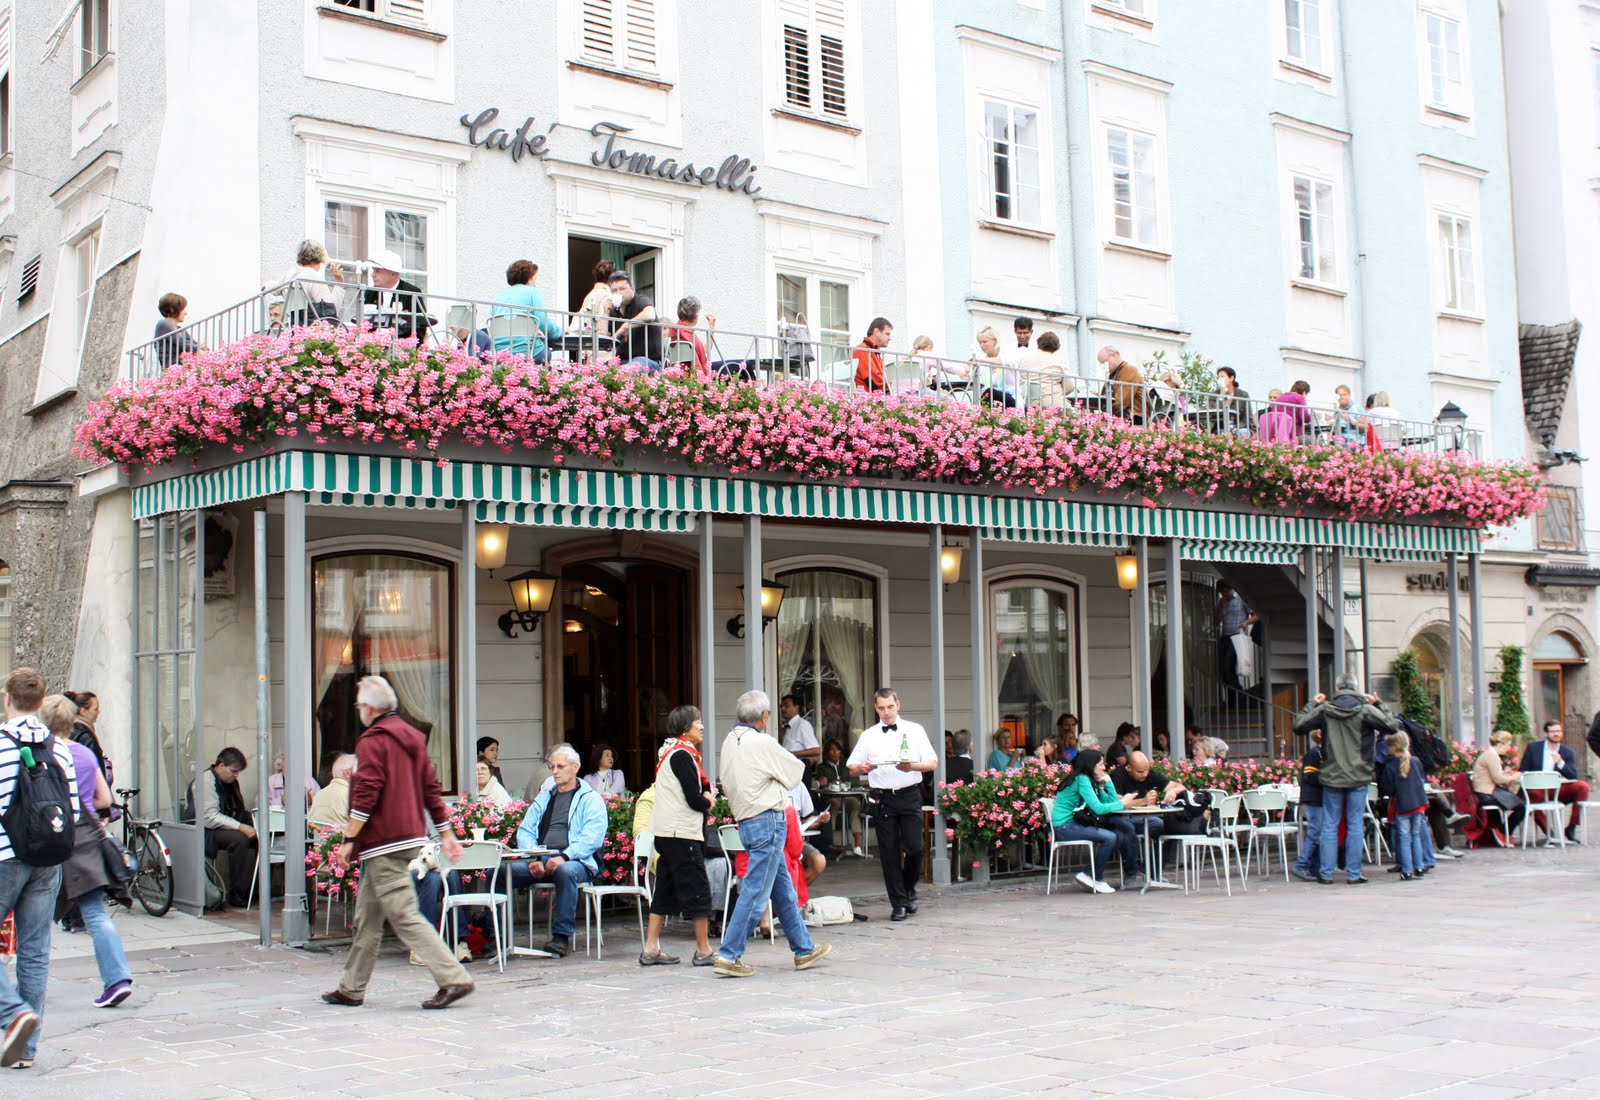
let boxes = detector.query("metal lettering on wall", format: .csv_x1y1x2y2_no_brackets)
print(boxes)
1404,571,1469,593
459,109,761,197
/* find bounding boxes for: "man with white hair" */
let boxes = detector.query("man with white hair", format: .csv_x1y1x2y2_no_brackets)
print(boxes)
514,744,607,958
713,690,831,978
321,676,473,1011
307,754,357,832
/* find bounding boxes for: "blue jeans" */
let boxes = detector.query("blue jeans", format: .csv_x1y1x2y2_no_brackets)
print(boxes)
1053,818,1141,881
0,860,63,1059
626,356,662,372
415,869,443,929
543,859,592,938
1294,803,1323,874
718,810,814,961
1393,813,1429,875
76,888,132,990
1319,786,1368,882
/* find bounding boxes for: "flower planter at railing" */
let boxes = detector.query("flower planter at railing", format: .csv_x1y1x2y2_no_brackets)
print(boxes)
75,328,1545,528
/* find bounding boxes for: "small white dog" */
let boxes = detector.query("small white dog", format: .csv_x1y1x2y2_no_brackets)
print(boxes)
408,841,441,881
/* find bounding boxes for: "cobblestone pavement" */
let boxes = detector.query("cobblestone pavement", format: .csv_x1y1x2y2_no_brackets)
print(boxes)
7,841,1600,1099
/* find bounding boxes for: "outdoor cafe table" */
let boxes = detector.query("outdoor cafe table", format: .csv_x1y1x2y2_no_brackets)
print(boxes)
1122,806,1184,894
499,846,559,959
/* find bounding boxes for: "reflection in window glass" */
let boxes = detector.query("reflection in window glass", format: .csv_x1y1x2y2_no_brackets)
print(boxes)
776,570,878,758
992,583,1077,754
385,211,429,290
313,553,455,791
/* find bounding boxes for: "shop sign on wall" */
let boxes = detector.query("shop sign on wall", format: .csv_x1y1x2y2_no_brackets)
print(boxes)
459,109,761,197
1405,571,1468,593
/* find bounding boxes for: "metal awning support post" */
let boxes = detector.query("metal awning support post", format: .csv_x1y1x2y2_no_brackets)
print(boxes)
253,511,271,948
282,492,310,946
700,514,717,780
929,525,950,886
1165,539,1184,750
460,510,478,797
743,517,762,693
1331,548,1345,680
1469,553,1489,747
1133,537,1153,754
1447,552,1463,740
1359,557,1371,686
1259,618,1273,754
968,532,987,884
1303,547,1320,700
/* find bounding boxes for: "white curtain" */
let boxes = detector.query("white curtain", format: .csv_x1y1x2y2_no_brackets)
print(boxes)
776,599,810,715
996,585,1074,747
781,571,876,752
312,562,360,766
365,562,451,787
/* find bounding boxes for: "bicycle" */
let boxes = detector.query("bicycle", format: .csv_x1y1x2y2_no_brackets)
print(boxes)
111,788,175,917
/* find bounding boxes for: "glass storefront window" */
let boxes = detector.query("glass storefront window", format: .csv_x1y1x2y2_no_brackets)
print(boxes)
313,552,455,790
991,581,1079,754
775,569,878,756
135,514,202,822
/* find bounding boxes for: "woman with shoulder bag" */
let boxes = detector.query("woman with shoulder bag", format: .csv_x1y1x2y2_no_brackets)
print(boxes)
1048,749,1144,895
1471,730,1525,844
43,695,135,1009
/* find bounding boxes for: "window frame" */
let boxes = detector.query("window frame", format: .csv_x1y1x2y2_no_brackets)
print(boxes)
1103,123,1162,249
1422,8,1469,117
77,0,110,81
576,0,662,79
1435,209,1477,315
1291,172,1338,287
983,98,1043,228
775,0,854,128
1284,0,1324,71
72,228,100,359
320,193,436,291
984,566,1088,753
327,0,434,31
774,266,856,357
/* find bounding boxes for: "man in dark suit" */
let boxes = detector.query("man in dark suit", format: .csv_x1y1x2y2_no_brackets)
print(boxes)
1520,720,1590,843
361,249,431,342
946,729,974,785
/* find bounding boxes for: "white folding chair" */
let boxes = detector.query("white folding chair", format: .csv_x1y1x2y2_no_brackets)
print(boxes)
1519,771,1568,849
578,835,651,960
718,824,774,942
1213,793,1250,885
247,806,288,911
1242,789,1293,882
487,313,540,351
438,841,511,972
664,340,698,367
1038,797,1096,893
1363,782,1391,864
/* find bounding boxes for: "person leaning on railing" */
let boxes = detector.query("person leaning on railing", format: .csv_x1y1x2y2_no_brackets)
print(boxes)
153,293,204,368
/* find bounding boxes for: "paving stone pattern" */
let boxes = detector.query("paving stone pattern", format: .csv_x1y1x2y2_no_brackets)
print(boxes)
8,842,1600,1099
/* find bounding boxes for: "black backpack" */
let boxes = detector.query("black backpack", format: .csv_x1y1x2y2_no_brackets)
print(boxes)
2,731,76,865
1398,714,1449,774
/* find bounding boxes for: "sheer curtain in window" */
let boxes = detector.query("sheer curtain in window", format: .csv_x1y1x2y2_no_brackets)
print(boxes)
993,584,1076,749
776,570,877,751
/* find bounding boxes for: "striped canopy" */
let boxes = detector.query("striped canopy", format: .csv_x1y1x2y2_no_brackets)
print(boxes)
129,450,1481,559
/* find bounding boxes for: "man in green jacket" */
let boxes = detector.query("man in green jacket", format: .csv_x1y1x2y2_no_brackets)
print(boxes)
1293,674,1397,885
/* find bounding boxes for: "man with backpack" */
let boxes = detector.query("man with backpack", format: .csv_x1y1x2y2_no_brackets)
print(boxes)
1294,673,1397,885
0,667,82,1069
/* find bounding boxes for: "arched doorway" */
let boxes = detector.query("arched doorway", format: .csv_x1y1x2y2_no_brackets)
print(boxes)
542,538,694,790
1532,629,1588,733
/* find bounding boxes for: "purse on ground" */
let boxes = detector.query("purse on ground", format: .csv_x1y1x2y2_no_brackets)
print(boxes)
802,896,854,926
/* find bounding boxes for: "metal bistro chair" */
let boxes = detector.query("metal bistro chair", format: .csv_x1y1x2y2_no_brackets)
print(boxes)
578,835,651,960
1038,797,1096,894
1241,788,1294,882
718,824,775,943
438,841,511,973
1160,818,1237,897
664,340,698,367
1519,771,1568,849
487,313,540,356
246,806,288,911
1213,793,1251,887
1363,782,1391,865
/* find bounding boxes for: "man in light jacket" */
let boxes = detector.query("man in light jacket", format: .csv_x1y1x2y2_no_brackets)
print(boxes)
515,745,606,958
1294,673,1397,885
713,690,831,978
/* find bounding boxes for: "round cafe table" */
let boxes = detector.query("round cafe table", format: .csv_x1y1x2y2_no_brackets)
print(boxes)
1121,806,1184,893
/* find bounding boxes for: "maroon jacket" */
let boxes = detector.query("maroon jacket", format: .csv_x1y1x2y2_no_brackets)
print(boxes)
347,713,450,860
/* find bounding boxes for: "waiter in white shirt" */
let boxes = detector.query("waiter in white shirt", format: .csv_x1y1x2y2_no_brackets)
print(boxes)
847,688,936,921
778,695,821,764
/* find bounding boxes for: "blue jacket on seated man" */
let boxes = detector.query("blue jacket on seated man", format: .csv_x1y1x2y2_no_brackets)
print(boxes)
512,756,608,952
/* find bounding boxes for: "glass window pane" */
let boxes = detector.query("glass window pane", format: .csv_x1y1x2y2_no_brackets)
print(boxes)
775,570,878,758
820,280,850,347
384,210,428,290
324,202,369,282
992,584,1077,755
313,553,456,791
776,272,807,325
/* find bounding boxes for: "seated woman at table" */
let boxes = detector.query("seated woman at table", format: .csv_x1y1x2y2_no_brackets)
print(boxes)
1152,730,1172,759
816,738,863,856
475,759,513,807
1050,749,1144,894
1104,739,1132,772
490,259,562,363
583,743,626,797
1034,734,1066,767
1471,730,1524,842
987,727,1026,772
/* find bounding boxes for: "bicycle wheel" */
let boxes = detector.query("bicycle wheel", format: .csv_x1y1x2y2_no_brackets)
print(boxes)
134,829,174,917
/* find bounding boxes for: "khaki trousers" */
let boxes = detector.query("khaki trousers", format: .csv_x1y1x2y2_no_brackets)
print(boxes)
338,848,469,998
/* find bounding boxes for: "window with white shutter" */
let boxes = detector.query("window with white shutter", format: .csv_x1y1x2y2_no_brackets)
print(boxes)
330,0,431,31
578,0,660,76
778,0,850,123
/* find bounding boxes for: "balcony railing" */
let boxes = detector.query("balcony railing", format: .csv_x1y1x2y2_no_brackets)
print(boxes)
125,279,1484,460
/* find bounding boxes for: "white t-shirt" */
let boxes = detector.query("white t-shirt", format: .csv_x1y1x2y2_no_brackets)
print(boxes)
781,715,819,755
847,718,936,792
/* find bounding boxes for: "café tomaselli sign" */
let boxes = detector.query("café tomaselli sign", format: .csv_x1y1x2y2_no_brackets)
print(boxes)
459,108,763,197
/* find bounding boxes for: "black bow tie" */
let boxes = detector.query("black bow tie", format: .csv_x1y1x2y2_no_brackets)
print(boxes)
883,724,897,733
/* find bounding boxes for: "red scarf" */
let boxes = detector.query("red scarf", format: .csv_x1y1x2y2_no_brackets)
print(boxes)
656,737,707,786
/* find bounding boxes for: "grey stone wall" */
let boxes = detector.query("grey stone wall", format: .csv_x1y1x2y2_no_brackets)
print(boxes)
0,254,139,684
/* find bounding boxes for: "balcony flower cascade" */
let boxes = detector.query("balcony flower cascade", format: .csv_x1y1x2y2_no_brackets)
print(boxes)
74,328,1545,527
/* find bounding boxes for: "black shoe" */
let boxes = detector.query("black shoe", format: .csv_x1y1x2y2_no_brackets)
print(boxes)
320,990,363,1007
421,982,475,1010
1317,877,1335,885
890,907,909,922
541,936,572,958
1385,865,1403,874
1347,877,1369,885
904,897,919,914
1565,825,1581,844
1399,873,1414,881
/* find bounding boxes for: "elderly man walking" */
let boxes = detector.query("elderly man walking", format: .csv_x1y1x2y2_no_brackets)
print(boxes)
714,690,831,978
1294,673,1397,885
321,676,473,1010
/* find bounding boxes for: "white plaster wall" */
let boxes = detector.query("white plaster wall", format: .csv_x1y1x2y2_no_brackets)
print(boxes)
68,491,135,776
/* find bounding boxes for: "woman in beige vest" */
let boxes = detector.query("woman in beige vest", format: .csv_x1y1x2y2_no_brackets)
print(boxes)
639,705,716,966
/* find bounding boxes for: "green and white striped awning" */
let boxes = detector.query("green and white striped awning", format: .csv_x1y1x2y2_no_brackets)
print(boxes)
129,451,1483,557
1177,540,1305,565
